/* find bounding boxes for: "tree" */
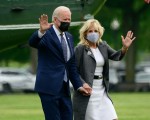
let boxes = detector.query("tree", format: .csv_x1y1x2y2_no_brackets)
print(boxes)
102,0,150,84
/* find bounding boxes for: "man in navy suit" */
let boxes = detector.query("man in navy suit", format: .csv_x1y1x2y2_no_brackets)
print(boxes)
29,6,91,120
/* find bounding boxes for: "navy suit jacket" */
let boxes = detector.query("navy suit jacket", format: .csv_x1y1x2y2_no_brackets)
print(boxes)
29,26,82,95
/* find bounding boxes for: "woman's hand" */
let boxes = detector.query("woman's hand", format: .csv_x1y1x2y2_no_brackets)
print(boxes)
121,30,136,50
145,0,150,4
39,14,53,34
82,83,92,96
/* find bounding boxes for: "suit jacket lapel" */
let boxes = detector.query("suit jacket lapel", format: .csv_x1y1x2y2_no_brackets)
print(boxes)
84,42,107,61
49,27,62,50
85,46,95,59
98,42,107,61
48,27,64,60
65,32,73,57
48,28,75,61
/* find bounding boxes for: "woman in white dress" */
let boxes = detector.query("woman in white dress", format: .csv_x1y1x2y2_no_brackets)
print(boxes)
73,19,135,120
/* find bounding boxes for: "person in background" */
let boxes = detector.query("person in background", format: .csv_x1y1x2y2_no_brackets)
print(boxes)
73,19,135,120
29,6,91,120
144,0,150,4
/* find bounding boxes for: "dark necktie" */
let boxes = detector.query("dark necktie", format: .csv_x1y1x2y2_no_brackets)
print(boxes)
60,34,67,62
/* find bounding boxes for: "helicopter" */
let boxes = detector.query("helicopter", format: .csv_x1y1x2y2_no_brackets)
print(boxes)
0,0,106,52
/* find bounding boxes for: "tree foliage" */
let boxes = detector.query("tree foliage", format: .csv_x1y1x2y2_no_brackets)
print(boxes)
96,0,150,83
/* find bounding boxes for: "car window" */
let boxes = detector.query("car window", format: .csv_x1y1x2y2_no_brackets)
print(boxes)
1,71,24,75
136,72,150,83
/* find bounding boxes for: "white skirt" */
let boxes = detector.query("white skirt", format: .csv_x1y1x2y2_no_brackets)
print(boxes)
85,80,118,120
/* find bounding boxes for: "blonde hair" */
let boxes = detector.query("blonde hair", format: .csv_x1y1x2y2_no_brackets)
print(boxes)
78,19,104,46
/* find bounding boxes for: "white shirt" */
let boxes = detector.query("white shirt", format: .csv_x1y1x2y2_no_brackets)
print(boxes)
90,47,104,76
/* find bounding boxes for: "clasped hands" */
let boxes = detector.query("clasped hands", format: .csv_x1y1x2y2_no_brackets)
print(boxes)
78,83,92,96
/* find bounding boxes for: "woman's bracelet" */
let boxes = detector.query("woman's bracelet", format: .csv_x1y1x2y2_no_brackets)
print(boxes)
122,46,128,52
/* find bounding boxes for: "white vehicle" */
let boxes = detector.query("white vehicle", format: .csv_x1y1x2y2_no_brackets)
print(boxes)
0,84,3,92
0,67,36,93
109,68,119,85
135,72,150,92
109,68,119,91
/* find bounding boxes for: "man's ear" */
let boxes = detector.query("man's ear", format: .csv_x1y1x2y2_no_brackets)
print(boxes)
53,17,57,22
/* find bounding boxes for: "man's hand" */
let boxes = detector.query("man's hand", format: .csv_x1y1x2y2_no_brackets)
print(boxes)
39,14,53,34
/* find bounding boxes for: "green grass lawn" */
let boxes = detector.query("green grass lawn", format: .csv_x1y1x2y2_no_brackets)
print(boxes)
110,92,150,120
0,93,43,120
0,93,150,120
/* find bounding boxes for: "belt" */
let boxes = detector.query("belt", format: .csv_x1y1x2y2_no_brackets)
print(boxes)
94,75,103,79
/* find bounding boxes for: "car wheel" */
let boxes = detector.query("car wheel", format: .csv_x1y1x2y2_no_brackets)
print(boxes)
23,90,35,93
2,83,12,93
141,86,149,92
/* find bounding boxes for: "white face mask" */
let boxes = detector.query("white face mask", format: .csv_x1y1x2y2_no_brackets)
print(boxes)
86,32,99,43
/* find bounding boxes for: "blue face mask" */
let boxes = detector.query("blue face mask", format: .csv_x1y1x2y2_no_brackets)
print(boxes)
86,32,99,43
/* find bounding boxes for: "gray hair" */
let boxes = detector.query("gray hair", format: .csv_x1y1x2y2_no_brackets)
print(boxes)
52,6,71,21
